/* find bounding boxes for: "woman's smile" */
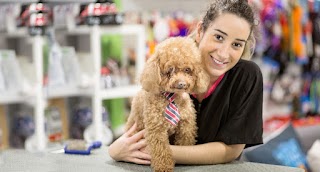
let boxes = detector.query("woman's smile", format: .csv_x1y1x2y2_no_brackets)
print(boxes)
210,55,228,68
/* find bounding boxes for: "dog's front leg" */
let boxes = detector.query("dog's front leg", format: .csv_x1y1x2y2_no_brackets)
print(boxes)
145,122,175,172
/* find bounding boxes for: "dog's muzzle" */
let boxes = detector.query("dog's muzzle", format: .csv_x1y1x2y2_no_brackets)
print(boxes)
176,81,187,89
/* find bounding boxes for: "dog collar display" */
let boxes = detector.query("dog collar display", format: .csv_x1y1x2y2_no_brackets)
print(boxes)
162,92,180,126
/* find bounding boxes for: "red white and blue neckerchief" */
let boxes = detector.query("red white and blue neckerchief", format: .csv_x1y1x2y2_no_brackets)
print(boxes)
162,92,180,126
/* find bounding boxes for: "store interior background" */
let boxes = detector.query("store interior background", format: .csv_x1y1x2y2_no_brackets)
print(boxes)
0,0,320,170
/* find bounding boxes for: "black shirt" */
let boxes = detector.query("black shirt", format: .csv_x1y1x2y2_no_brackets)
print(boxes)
192,59,263,148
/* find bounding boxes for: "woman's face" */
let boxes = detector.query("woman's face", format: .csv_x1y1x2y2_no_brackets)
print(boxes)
196,13,251,79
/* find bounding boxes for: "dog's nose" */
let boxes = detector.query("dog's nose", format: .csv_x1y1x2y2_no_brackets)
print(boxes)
177,81,186,89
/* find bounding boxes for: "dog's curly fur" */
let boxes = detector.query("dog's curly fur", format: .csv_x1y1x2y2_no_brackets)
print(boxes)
126,37,210,172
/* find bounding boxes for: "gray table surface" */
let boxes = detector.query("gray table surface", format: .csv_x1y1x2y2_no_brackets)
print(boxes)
0,146,304,172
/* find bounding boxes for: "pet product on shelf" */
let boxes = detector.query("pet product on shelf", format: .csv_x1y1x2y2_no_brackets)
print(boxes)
0,50,23,94
0,58,5,92
47,29,66,88
10,114,35,148
77,0,123,25
17,1,53,35
45,107,63,142
60,46,82,87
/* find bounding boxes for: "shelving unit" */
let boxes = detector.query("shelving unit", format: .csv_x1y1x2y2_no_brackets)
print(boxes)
47,86,93,99
0,24,145,151
31,35,46,151
66,24,145,144
0,94,28,104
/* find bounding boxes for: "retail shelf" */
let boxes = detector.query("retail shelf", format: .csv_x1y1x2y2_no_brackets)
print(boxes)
47,86,93,99
5,28,29,38
0,0,38,4
45,0,94,2
0,93,29,104
67,24,145,36
0,0,38,3
100,85,141,100
0,23,146,149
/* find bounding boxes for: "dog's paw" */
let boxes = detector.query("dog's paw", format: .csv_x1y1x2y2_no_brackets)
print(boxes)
152,158,175,172
154,167,174,172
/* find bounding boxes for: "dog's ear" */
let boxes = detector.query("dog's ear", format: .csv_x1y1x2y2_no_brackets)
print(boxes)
139,52,161,92
193,65,210,94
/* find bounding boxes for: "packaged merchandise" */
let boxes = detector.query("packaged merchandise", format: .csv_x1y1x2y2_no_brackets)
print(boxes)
84,106,113,145
10,113,35,148
0,128,2,165
60,47,82,86
0,58,6,92
0,5,7,31
100,67,115,89
47,30,66,88
77,0,123,25
0,106,7,150
70,98,92,139
0,50,23,94
17,1,52,35
45,107,63,142
0,4,19,32
0,128,3,149
18,2,51,27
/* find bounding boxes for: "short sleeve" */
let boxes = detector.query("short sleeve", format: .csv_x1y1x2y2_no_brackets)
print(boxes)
215,61,263,148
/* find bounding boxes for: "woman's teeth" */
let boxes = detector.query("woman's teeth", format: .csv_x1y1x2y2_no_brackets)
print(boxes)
213,58,224,65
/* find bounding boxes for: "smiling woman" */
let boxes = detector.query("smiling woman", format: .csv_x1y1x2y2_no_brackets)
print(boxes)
108,0,264,166
195,13,252,80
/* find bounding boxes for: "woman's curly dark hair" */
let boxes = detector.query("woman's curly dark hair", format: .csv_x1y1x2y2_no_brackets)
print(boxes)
194,0,259,59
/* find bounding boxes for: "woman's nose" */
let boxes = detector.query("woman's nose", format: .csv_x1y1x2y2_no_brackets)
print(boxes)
217,45,229,59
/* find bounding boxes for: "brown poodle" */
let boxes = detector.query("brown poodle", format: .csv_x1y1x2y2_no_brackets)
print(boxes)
126,37,210,172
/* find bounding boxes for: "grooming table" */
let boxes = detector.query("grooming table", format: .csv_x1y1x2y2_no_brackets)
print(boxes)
0,147,303,172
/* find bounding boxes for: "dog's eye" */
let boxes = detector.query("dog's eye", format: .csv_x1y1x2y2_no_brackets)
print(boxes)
184,68,192,74
165,67,174,77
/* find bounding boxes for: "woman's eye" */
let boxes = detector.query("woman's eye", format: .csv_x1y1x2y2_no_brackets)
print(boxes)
233,42,243,48
214,35,223,41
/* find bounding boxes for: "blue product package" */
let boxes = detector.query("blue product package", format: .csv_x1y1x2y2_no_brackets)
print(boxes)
64,140,102,155
64,146,92,155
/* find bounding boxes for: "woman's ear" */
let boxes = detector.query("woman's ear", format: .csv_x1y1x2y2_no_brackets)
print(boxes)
195,21,203,44
139,53,161,92
193,64,210,94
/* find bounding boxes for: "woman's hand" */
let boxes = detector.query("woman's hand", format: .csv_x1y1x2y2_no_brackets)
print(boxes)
108,123,151,165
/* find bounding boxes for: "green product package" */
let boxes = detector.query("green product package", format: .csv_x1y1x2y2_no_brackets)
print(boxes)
101,33,126,135
103,99,126,131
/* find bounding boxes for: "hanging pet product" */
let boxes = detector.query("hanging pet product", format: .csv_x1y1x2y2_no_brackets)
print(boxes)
46,29,66,88
77,0,123,25
17,0,52,35
0,50,23,94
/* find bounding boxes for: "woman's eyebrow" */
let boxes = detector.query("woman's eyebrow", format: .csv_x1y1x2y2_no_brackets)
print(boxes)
214,29,247,43
215,29,227,36
236,39,247,43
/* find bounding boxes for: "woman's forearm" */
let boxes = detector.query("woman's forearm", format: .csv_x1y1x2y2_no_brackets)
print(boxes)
170,142,245,165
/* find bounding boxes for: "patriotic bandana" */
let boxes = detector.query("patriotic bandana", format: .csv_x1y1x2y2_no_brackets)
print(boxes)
162,92,180,126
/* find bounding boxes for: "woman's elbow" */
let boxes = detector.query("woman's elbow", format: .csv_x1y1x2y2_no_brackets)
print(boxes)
223,144,245,163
